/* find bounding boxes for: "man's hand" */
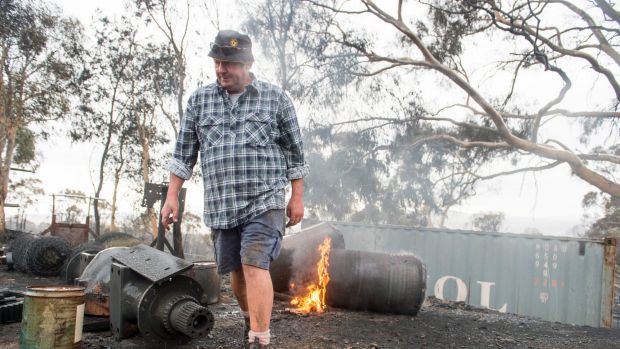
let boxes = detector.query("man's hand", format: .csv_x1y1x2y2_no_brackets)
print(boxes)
161,174,185,230
286,195,304,227
160,197,179,230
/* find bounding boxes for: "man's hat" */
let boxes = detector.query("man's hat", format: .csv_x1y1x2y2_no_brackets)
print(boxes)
208,30,254,63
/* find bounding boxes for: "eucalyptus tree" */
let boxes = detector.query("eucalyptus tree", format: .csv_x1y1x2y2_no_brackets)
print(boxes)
119,42,175,237
133,0,191,135
241,0,505,226
302,0,620,215
241,0,357,104
73,15,174,236
72,16,139,236
0,0,86,235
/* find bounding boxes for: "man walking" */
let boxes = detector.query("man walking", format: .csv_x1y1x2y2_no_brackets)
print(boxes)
161,30,308,348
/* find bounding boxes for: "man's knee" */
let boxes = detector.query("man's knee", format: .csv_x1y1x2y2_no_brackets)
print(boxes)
241,263,269,279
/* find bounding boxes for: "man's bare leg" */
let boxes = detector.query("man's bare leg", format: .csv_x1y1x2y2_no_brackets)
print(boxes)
242,264,273,332
231,267,248,312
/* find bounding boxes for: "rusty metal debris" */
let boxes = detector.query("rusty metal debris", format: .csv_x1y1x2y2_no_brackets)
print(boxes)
8,232,70,276
40,193,104,246
0,288,24,323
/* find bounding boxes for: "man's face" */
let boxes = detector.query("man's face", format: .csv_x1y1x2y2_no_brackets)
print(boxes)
214,59,251,93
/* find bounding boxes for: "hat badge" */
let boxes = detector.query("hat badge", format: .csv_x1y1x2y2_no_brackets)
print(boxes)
229,38,238,47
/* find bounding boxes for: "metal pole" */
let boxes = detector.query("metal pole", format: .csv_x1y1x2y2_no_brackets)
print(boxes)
156,186,168,251
173,188,186,259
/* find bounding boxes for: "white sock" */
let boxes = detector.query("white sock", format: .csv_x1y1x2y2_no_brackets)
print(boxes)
248,329,270,345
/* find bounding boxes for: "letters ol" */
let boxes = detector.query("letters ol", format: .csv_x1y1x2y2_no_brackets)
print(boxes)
434,275,508,313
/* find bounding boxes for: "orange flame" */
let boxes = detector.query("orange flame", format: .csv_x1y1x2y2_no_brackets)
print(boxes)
290,236,332,313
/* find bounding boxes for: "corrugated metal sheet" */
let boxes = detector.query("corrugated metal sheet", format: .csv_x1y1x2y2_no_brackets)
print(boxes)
323,222,616,328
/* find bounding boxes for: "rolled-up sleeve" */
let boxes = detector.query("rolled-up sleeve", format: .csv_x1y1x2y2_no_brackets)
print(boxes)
167,100,200,180
276,92,309,180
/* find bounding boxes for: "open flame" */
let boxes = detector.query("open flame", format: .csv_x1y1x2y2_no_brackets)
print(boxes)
290,236,332,313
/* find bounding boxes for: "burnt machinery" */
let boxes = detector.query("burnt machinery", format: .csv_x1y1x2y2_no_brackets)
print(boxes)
77,244,215,345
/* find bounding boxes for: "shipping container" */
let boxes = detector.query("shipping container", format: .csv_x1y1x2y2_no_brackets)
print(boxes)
313,222,616,328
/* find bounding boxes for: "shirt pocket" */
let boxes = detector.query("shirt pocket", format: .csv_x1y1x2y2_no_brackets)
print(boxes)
198,115,224,146
244,112,273,146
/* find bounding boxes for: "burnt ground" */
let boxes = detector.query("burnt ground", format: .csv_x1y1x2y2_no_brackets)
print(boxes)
1,270,620,349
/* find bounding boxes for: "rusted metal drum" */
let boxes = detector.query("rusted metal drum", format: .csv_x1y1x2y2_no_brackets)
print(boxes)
270,223,427,316
326,249,427,316
184,261,220,304
19,285,85,349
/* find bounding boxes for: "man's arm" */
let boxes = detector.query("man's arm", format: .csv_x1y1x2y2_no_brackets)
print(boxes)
162,95,199,229
161,173,186,229
286,178,304,227
276,92,309,227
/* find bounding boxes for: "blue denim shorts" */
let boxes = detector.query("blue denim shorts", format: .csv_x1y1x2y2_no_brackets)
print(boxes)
210,209,285,274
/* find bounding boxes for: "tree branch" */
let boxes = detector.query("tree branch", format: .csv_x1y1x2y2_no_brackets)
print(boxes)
474,160,563,180
593,0,620,25
578,153,620,165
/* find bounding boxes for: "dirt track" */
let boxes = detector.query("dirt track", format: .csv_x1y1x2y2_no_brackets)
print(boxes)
1,270,620,349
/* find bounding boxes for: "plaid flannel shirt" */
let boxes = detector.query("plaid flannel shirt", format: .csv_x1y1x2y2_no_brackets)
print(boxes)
167,76,309,229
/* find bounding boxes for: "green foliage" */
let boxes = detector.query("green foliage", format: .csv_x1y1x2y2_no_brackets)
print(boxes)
7,177,44,208
471,211,505,232
0,0,86,123
241,0,359,105
583,193,620,238
72,14,175,184
421,0,483,65
57,189,88,224
13,127,35,165
0,0,86,232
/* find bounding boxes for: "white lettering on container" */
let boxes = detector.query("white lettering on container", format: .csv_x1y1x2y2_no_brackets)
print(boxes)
477,281,508,313
434,275,468,302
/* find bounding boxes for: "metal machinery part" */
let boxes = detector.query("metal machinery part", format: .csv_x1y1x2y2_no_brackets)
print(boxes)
106,244,214,345
64,234,141,284
0,289,24,323
4,252,14,270
62,243,101,284
77,247,129,316
0,248,12,268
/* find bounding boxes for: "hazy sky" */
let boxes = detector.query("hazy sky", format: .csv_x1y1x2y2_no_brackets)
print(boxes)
23,0,607,236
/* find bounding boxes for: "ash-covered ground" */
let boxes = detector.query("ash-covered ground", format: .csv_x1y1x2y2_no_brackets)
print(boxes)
1,270,620,348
